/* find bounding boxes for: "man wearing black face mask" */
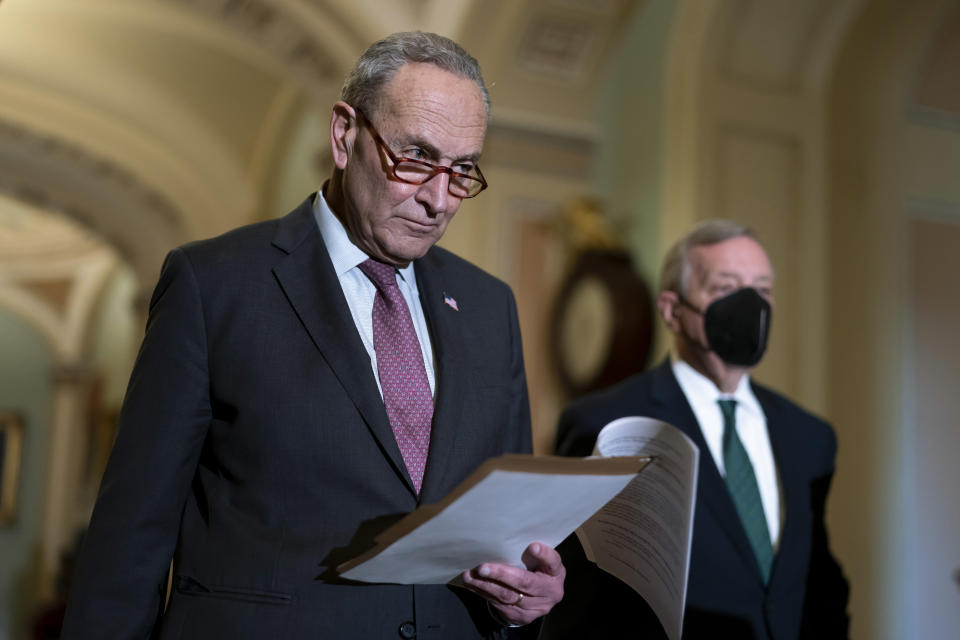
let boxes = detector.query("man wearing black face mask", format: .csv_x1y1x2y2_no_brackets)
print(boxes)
543,221,849,640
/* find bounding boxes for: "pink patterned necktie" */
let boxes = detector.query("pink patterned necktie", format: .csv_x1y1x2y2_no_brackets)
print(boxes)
358,258,433,493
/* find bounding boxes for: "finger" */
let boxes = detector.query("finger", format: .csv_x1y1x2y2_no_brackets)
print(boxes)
466,563,529,604
461,566,528,605
466,562,563,607
521,542,564,576
466,562,534,597
461,566,564,627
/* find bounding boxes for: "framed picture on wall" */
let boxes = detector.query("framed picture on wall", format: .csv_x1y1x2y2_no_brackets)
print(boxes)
0,412,24,526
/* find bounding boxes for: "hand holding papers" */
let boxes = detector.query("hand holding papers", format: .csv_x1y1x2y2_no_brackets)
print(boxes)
461,541,566,626
338,455,652,584
338,417,698,638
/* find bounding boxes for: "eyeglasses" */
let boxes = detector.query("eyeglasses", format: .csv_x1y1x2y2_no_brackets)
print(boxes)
356,109,488,199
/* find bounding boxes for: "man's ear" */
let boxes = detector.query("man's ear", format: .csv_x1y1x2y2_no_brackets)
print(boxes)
657,290,682,333
330,101,358,170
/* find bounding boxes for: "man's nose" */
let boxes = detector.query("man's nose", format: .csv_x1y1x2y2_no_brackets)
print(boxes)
415,171,454,215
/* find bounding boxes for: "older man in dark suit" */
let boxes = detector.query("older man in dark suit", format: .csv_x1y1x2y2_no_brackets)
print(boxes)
62,32,563,639
545,221,849,639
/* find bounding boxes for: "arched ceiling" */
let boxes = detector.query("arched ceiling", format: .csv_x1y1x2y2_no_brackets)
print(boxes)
2,0,954,283
0,0,640,283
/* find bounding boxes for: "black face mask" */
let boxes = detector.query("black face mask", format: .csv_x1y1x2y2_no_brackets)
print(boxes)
680,288,771,367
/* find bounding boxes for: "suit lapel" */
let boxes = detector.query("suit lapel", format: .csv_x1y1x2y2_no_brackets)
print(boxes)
413,252,470,503
650,361,764,580
270,197,416,495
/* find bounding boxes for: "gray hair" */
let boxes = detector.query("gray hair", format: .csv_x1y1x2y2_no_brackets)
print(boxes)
341,31,490,119
659,220,758,296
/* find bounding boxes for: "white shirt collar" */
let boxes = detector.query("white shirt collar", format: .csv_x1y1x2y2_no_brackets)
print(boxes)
312,189,417,284
671,355,763,418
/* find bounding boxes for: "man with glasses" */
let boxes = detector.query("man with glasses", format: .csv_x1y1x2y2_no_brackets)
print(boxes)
63,32,564,639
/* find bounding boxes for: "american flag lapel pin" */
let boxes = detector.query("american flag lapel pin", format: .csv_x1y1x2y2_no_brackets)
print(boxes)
443,292,459,311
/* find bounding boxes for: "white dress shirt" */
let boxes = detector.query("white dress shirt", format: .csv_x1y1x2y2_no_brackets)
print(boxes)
312,191,436,398
672,358,782,547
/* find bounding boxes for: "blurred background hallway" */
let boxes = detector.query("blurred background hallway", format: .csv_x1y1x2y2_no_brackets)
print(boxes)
0,0,958,637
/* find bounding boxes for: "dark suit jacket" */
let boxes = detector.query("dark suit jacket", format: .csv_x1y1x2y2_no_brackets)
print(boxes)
62,196,532,639
542,360,848,640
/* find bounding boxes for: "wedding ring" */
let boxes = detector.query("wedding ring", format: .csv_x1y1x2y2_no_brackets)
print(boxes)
514,592,524,606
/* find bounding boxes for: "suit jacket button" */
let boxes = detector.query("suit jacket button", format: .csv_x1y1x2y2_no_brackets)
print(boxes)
398,621,416,638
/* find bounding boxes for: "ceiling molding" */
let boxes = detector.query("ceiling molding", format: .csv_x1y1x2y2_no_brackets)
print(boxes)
515,12,600,83
157,0,363,85
0,117,182,284
715,0,834,96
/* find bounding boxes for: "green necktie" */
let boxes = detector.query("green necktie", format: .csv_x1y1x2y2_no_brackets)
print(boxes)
718,398,774,583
